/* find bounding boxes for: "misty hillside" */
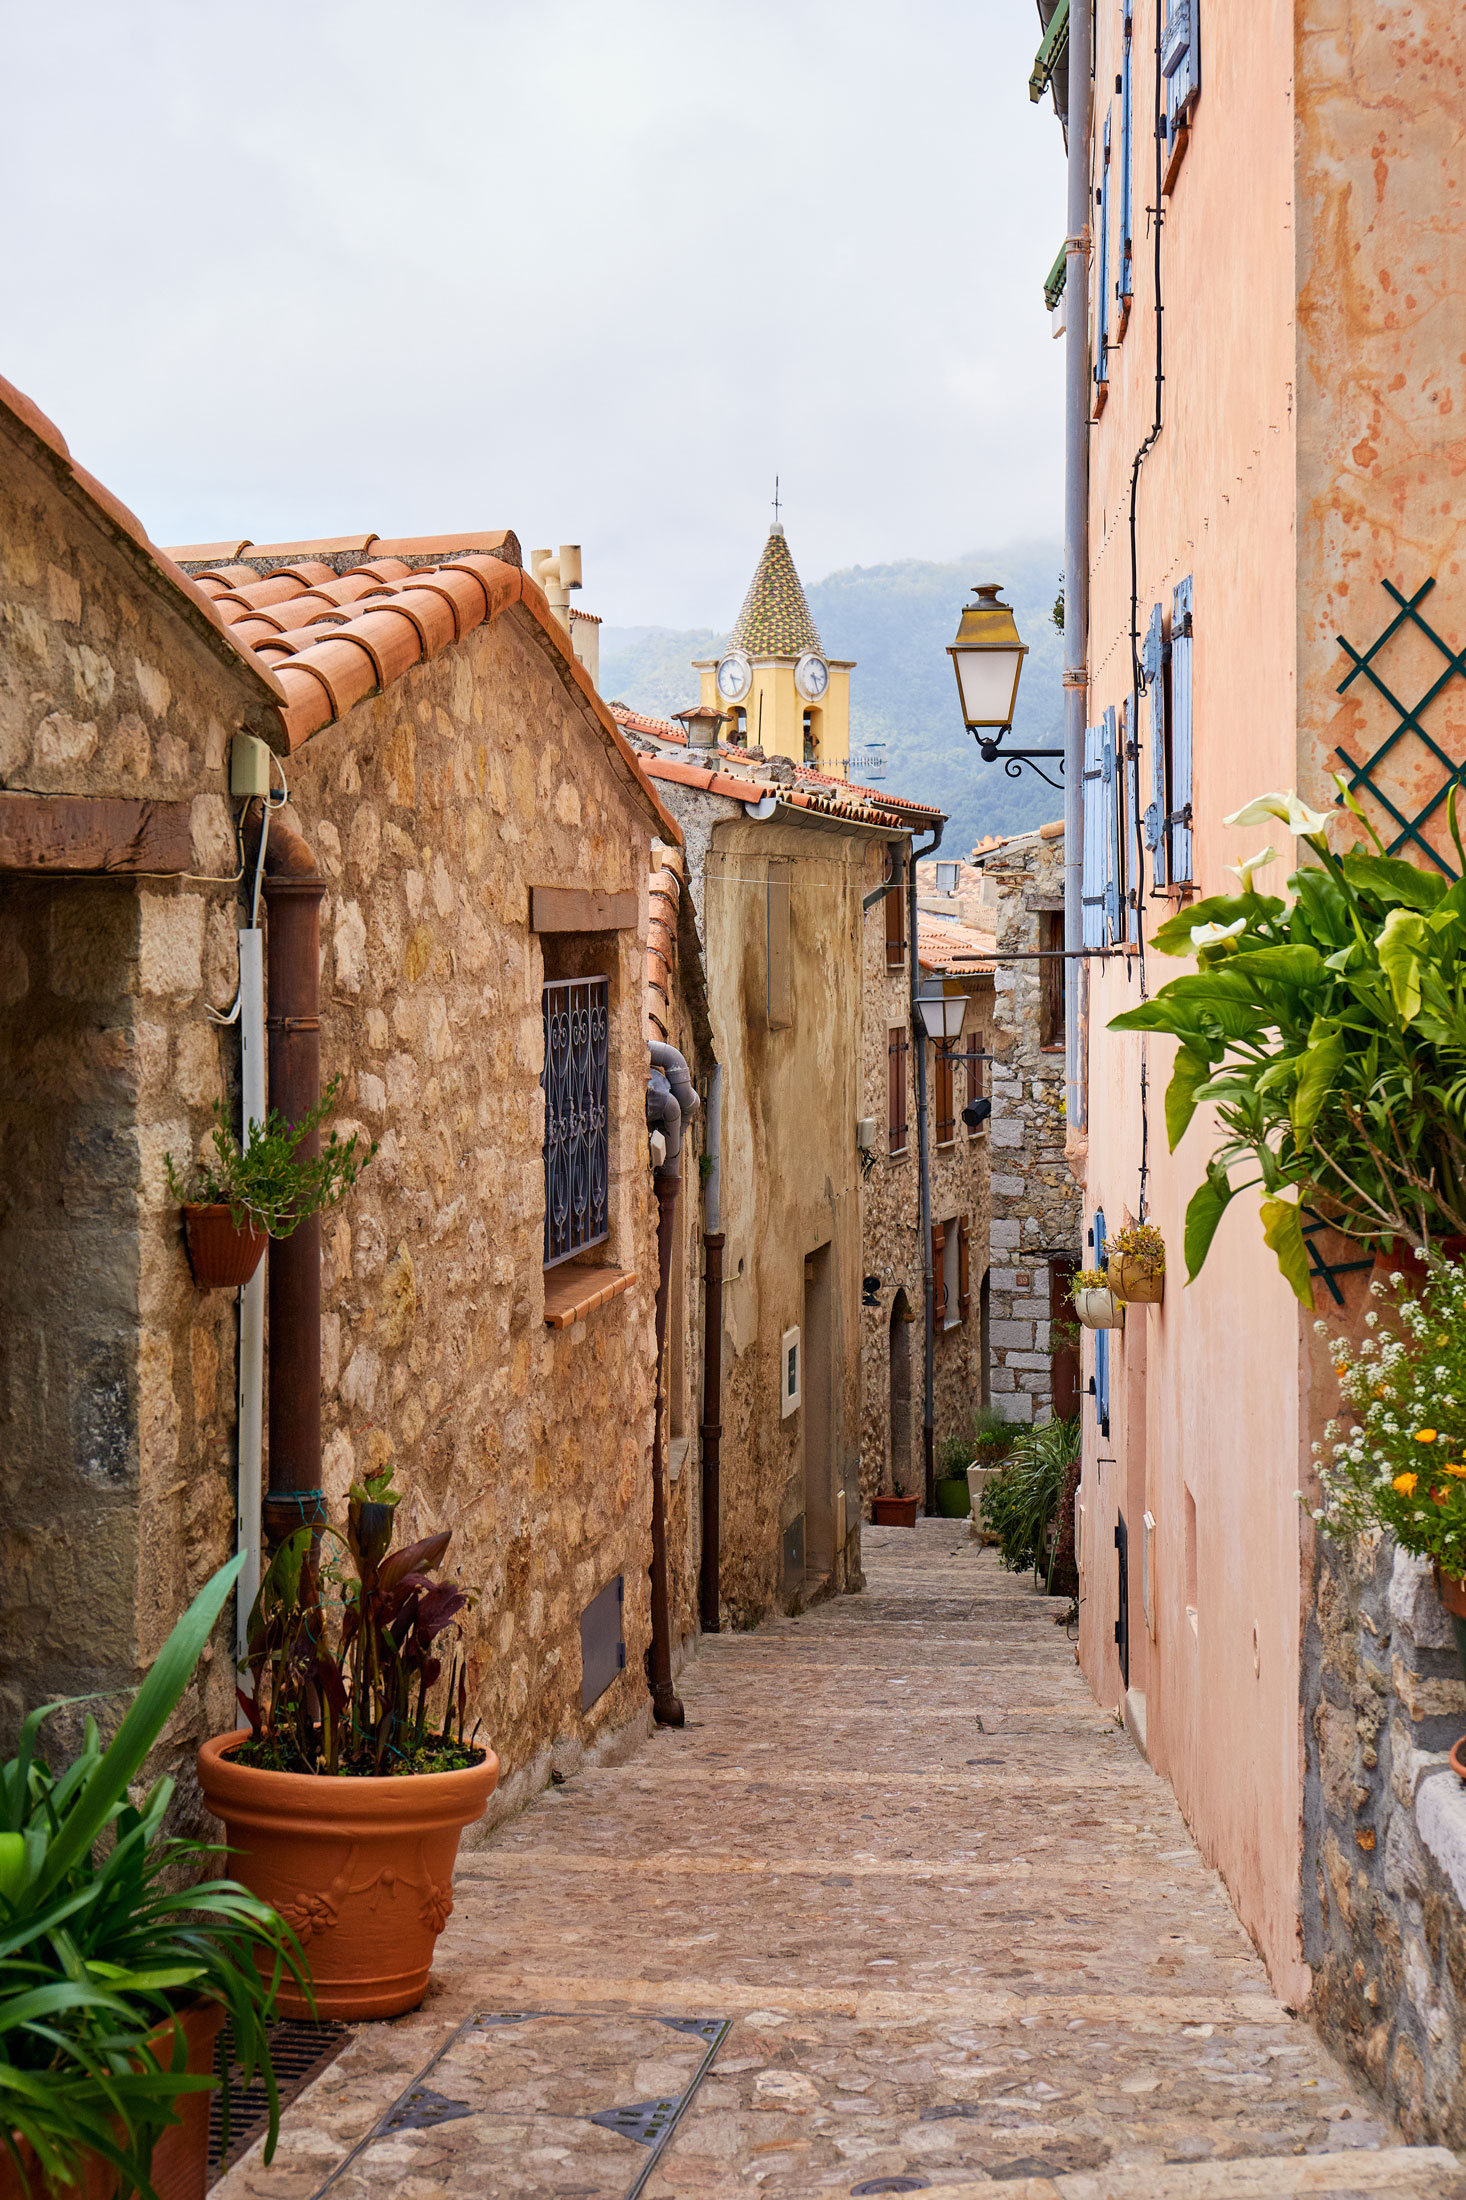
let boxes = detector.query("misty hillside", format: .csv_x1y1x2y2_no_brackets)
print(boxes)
600,542,1066,854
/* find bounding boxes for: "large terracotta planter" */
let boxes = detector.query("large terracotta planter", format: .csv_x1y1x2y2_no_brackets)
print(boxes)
1073,1286,1124,1330
1106,1253,1164,1305
872,1494,920,1527
197,1732,499,2019
182,1205,267,1289
0,2002,223,2200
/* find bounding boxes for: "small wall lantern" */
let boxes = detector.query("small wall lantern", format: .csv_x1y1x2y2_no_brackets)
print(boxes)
916,990,967,1045
948,583,1061,785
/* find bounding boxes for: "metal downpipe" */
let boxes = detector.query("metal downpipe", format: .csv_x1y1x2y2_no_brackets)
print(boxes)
1063,0,1093,1130
699,1064,724,1634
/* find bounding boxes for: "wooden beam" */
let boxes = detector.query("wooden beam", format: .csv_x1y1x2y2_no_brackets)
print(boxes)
531,885,638,934
0,794,193,876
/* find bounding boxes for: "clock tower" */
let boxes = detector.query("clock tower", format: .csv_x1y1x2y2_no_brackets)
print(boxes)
693,521,853,773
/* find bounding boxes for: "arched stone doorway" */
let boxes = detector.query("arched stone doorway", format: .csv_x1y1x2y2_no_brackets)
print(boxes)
888,1290,913,1498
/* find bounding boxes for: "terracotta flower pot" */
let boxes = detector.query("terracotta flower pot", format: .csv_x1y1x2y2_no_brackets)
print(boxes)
1106,1253,1164,1305
182,1205,267,1289
1073,1287,1124,1330
872,1494,920,1527
197,1732,499,2020
0,2001,223,2200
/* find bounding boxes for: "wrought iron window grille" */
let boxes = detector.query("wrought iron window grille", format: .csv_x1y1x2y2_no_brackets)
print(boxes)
542,976,610,1268
1335,577,1466,877
1301,1207,1373,1310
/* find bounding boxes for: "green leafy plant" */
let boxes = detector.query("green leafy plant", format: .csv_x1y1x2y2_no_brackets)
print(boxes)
239,1470,478,1777
979,1416,1081,1587
1109,1221,1165,1267
1072,1269,1111,1295
0,1556,309,2199
937,1433,974,1480
1312,1257,1466,1581
1111,787,1466,1302
165,1074,376,1239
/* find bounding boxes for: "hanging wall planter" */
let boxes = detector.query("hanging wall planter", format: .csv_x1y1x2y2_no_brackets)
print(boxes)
1105,1222,1166,1306
182,1203,268,1289
166,1073,377,1290
1072,1272,1125,1330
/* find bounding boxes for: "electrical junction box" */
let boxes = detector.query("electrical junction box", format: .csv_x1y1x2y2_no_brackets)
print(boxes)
230,734,273,800
855,1117,877,1151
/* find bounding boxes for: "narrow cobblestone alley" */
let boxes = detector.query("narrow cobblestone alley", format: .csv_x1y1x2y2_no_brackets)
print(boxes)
217,1527,1464,2200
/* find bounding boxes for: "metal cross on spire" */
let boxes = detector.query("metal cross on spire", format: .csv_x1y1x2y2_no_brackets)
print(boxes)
771,475,781,528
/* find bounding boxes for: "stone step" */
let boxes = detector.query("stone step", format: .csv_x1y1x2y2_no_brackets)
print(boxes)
914,2146,1465,2200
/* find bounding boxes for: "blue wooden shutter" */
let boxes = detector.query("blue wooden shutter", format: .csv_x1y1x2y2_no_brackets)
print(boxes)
1119,9,1134,304
1101,706,1120,943
1095,110,1111,388
1162,0,1200,153
1142,603,1169,889
1125,692,1141,939
1093,1208,1110,1436
1171,576,1195,883
1081,720,1106,948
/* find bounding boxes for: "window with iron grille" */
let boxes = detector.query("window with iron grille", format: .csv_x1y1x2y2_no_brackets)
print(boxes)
542,977,609,1266
888,1026,909,1155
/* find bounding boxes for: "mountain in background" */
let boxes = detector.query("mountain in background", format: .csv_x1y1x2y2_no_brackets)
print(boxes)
600,540,1065,855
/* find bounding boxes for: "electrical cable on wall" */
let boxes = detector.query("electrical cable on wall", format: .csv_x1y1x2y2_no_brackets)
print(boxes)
210,752,290,1027
1124,0,1168,1225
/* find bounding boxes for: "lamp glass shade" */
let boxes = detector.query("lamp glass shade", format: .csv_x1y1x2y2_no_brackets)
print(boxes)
916,992,966,1042
948,584,1029,732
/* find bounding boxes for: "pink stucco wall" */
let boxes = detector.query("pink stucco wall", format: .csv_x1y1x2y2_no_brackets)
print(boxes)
1076,0,1307,2003
1078,0,1466,2003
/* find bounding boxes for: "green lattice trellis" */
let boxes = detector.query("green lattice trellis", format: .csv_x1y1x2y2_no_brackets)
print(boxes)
1301,1208,1372,1310
1334,577,1466,877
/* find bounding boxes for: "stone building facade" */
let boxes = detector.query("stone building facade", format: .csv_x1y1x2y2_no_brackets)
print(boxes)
0,369,684,1818
857,873,994,1513
1304,1520,1466,2147
964,823,1080,1425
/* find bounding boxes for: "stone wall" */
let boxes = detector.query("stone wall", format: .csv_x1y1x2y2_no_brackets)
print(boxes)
969,824,1080,1425
1304,1528,1466,2145
858,868,992,1511
0,423,262,1773
282,605,662,1797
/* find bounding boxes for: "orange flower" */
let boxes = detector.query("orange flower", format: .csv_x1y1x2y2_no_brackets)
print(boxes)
1415,1429,1439,1444
1393,1472,1419,1496
1443,1462,1466,1480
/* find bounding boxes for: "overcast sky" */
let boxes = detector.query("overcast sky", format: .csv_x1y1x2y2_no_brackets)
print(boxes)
5,3,1065,628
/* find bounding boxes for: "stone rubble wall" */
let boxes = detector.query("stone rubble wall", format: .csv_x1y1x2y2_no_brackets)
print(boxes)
1304,1529,1466,2145
0,438,257,1777
282,608,661,1792
972,828,1080,1425
857,880,991,1511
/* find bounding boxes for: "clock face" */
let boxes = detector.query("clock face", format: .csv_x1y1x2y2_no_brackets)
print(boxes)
717,651,752,703
795,652,829,702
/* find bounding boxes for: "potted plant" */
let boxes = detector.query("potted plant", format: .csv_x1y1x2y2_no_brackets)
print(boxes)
198,1471,498,2020
872,1492,921,1527
165,1073,377,1290
1111,785,1466,1302
1107,1220,1166,1305
1072,1269,1124,1329
978,1416,1081,1593
933,1434,973,1519
0,1554,307,2200
966,1409,1014,1545
1313,1255,1466,1778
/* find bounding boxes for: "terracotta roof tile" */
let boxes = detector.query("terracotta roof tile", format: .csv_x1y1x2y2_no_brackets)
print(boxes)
918,914,997,974
609,702,943,829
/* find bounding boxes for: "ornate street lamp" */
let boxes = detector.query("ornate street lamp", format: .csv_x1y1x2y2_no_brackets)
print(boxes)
915,988,967,1045
947,584,1060,785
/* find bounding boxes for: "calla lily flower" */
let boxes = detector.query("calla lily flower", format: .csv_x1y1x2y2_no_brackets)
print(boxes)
1223,791,1333,837
1224,844,1279,891
1190,917,1247,950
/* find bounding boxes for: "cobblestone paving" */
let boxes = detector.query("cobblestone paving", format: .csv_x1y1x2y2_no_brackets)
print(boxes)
217,1525,1466,2199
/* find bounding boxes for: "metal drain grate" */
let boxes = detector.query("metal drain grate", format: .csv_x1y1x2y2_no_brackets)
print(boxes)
207,2019,353,2184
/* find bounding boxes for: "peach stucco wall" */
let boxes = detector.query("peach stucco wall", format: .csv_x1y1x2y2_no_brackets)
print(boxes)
1076,0,1306,2002
1079,0,1466,2001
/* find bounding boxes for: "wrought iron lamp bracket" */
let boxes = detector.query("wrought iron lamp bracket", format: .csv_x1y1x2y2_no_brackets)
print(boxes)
974,729,1067,792
1334,576,1466,878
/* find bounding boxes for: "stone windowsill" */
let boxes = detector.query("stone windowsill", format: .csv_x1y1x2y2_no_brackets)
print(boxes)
543,1264,636,1330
